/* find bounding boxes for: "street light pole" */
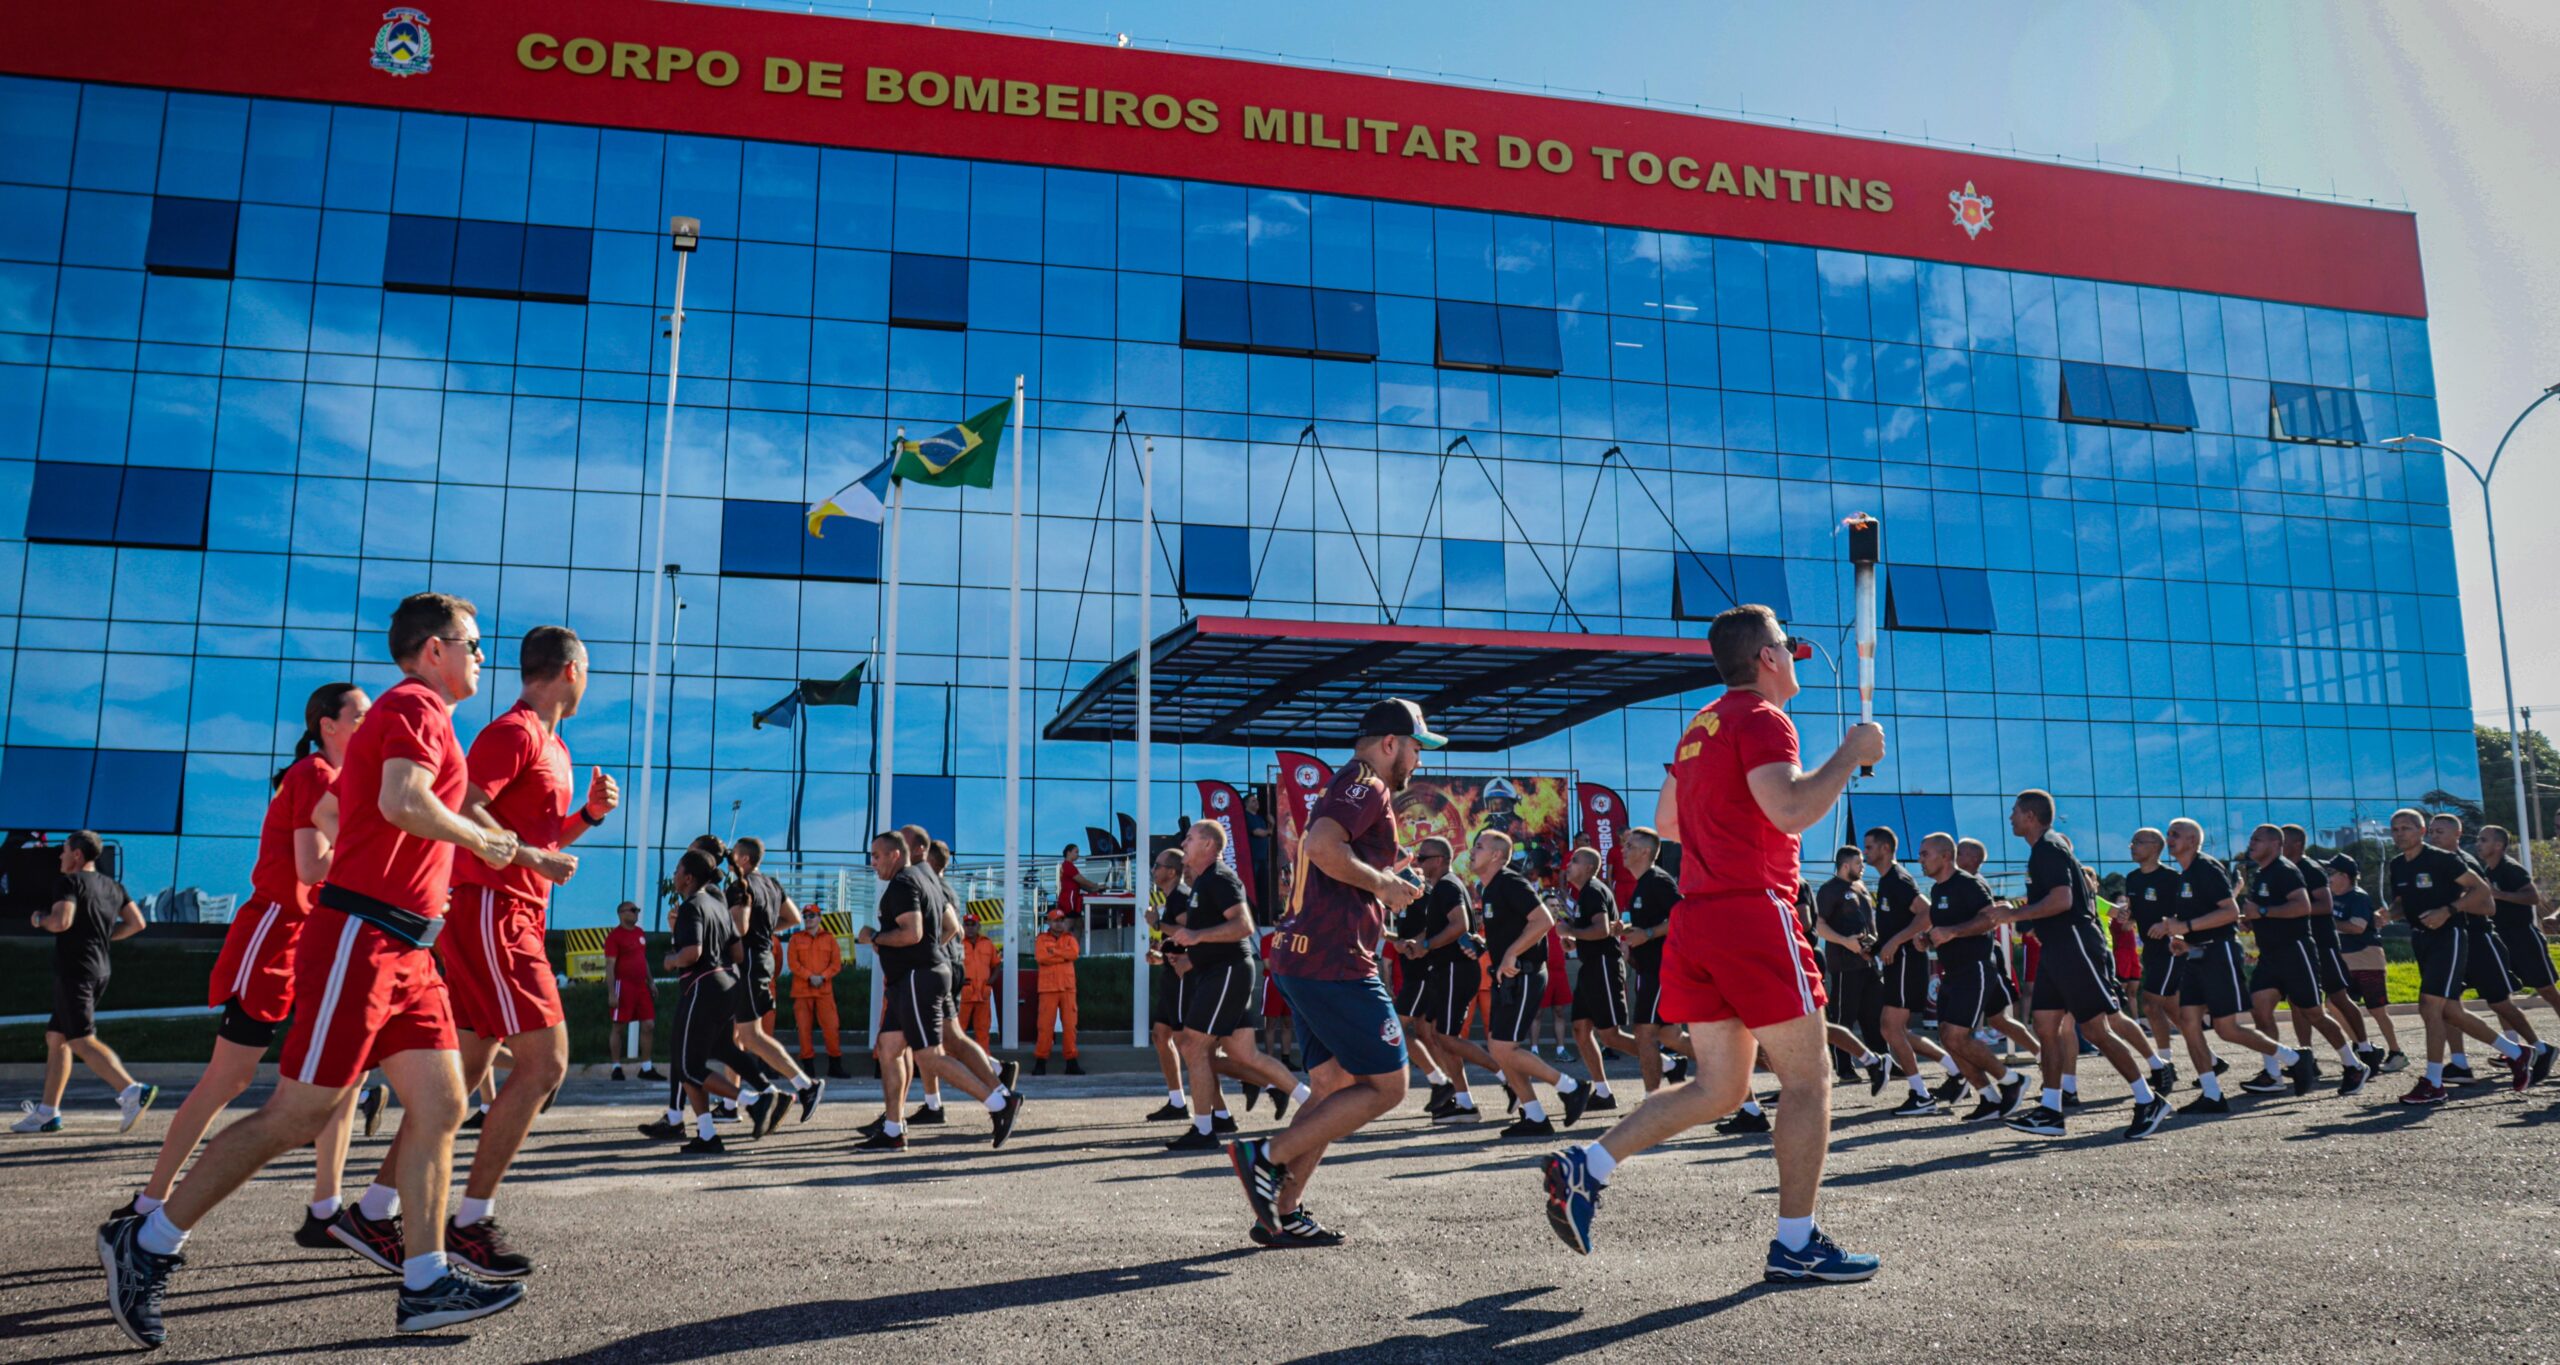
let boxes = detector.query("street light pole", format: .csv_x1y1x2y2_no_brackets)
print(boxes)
2388,380,2560,872
635,216,701,918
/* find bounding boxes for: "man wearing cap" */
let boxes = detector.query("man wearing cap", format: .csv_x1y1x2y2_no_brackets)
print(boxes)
1541,604,1886,1283
1226,698,1439,1247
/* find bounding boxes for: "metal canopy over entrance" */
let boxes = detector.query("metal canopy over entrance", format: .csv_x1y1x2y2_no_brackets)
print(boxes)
1044,615,1723,753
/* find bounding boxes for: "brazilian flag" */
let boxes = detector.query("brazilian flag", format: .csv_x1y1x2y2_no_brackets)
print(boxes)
893,400,1008,489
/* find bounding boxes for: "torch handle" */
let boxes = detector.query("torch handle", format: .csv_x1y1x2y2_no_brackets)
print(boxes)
1853,560,1877,777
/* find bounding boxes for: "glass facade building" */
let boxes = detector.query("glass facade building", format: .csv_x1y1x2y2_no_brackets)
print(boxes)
0,11,2467,927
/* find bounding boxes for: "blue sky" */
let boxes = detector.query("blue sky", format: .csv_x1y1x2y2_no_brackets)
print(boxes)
727,0,2560,731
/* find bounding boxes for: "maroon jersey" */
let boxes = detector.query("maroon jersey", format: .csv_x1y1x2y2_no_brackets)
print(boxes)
1267,762,1398,981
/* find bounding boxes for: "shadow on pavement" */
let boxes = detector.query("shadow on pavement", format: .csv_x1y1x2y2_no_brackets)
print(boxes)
1280,1281,1780,1362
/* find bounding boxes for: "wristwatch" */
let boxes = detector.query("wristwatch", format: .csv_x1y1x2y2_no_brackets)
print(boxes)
579,805,607,827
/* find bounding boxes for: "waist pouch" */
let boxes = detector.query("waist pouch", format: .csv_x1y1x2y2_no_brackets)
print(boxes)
319,883,444,950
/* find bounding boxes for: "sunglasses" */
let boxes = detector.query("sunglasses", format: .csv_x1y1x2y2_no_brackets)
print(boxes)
437,634,484,658
1765,636,1814,662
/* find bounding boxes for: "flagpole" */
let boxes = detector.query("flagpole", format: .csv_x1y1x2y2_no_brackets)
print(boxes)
1134,433,1153,1048
872,434,904,1053
1005,376,1025,1051
635,218,697,921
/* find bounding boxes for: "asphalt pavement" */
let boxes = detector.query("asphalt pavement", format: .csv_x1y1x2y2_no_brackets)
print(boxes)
4,1048,2556,1364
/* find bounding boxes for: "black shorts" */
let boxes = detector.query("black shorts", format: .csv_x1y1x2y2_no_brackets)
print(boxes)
1879,950,1931,1013
2413,928,2465,1000
2499,924,2560,991
2180,939,2249,1022
1488,964,1544,1045
2138,943,2184,999
216,997,278,1049
2249,939,2325,1010
1410,956,1479,1036
2460,929,2514,1005
734,973,776,1024
2028,921,2121,1023
48,974,103,1040
1392,958,1430,1017
882,966,950,1048
1571,956,1628,1029
1934,956,2010,1031
2311,942,2351,996
1825,963,1883,1045
1628,959,1667,1027
1178,958,1256,1037
674,974,737,1087
1150,965,1182,1030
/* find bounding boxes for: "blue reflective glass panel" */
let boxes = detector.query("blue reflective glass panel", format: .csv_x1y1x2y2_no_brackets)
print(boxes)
382,213,456,291
144,197,238,278
1180,523,1253,600
1435,301,1502,370
112,466,211,549
26,461,122,543
1248,282,1313,354
888,253,968,330
1310,288,1377,360
1181,277,1249,350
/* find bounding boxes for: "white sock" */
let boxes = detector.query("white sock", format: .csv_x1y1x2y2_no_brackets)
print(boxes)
1739,1098,1765,1116
983,1085,1011,1113
1774,1215,1814,1252
2041,1088,2063,1112
1988,1068,2013,1088
1213,1108,1230,1120
139,1208,188,1256
2450,1052,2470,1069
1523,1100,1549,1122
922,1095,943,1112
2491,1035,2525,1060
1592,1083,1613,1099
2272,1047,2299,1069
1907,1076,1932,1098
1167,1090,1186,1108
2335,1042,2363,1069
402,1251,448,1292
882,1119,904,1137
2129,1078,2155,1104
2201,1073,2224,1100
1580,1141,1618,1184
1556,1075,1581,1095
358,1183,400,1221
1453,1092,1477,1109
1193,1116,1214,1135
309,1196,340,1219
134,1193,164,1215
2151,1052,2172,1068
662,1107,683,1126
2426,1060,2446,1083
1426,1071,1449,1086
1290,1083,1312,1104
1855,1051,1883,1068
736,1086,761,1105
33,1104,57,1119
2503,1030,2524,1046
695,1112,717,1141
1935,1056,1962,1080
2061,1075,2080,1095
454,1195,493,1228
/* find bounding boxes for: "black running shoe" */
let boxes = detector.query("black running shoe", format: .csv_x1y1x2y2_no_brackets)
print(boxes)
2178,1093,2229,1117
445,1218,532,1281
2501,1048,2533,1094
2149,1065,2175,1097
748,1090,787,1138
1165,1127,1221,1151
293,1210,340,1249
1267,1207,1346,1247
1268,1086,1294,1121
2060,1091,2083,1111
999,1060,1021,1093
1964,1093,2006,1123
852,1131,903,1153
328,1206,405,1274
460,1106,487,1131
1212,1113,1238,1135
826,1056,851,1080
1226,1137,1285,1234
1031,1057,1048,1077
1432,1103,1482,1124
98,1215,180,1349
2533,1045,2557,1087
989,1091,1026,1149
1582,1090,1618,1114
2239,1072,2290,1096
1890,1092,1943,1118
796,1078,827,1124
1932,1074,1970,1106
638,1066,664,1082
1865,1055,1891,1097
358,1085,385,1138
2339,1062,2370,1098
110,1193,142,1221
906,1104,947,1126
1425,1092,1458,1119
1995,1073,2032,1118
1064,1058,1085,1076
610,1066,626,1081
2287,1055,2320,1097
2212,1057,2230,1076
637,1118,687,1140
396,1264,525,1334
1501,1116,1557,1139
2439,1059,2473,1084
1714,1107,1770,1135
1241,1084,1261,1113
1560,1084,1593,1127
712,1102,742,1123
2004,1104,2066,1137
1664,1053,1691,1085
2123,1095,2169,1141
1425,1082,1453,1114
1505,1087,1520,1115
1144,1101,1191,1122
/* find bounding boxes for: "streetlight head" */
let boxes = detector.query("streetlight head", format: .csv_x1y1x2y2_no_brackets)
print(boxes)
2545,381,2560,396
669,216,701,253
2381,434,2411,446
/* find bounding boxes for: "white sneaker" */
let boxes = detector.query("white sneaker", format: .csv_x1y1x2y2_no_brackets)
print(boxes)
118,1084,160,1135
12,1101,61,1134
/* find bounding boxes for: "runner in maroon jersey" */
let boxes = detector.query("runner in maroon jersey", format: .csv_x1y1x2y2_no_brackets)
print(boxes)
120,684,373,1249
99,594,526,1347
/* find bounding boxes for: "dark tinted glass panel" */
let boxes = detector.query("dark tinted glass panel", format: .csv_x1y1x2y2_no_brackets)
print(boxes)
1436,300,1503,369
2146,369,2197,429
1728,554,1793,617
0,747,98,830
518,224,592,302
1937,567,1996,631
1496,305,1563,375
88,749,184,835
2102,364,2155,425
720,499,808,577
1180,523,1253,599
144,196,239,278
1310,288,1377,359
1903,795,1958,840
1887,564,1946,630
888,252,969,329
801,514,881,582
450,219,524,296
1181,277,1249,350
383,213,458,291
2059,361,2110,421
1672,552,1736,620
113,466,211,549
25,461,123,544
1248,282,1313,354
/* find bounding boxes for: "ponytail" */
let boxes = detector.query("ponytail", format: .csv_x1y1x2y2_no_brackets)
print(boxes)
277,681,360,791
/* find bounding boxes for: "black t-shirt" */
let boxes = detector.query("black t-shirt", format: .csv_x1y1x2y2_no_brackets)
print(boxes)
931,869,968,973
1568,880,1620,961
671,887,736,989
1481,868,1543,963
2388,847,2471,935
1815,875,1874,977
1180,862,1251,969
1872,861,1922,947
726,871,781,982
2023,830,2092,933
1155,883,1190,967
2484,857,2536,935
1624,865,1679,973
51,869,126,984
875,866,943,975
2175,854,2238,944
2121,865,2183,937
1928,870,1997,965
2245,856,2310,946
1407,873,1471,966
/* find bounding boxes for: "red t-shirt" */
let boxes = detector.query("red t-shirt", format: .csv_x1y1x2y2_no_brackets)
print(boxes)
451,702,574,906
1674,690,1801,903
604,925,650,986
251,754,336,913
324,676,468,919
1057,858,1084,919
1267,762,1397,981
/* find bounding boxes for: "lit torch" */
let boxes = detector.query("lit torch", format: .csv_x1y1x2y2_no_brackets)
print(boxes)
1843,513,1880,778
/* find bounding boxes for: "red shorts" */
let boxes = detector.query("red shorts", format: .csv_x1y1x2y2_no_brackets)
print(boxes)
442,885,565,1039
610,975,656,1022
1659,889,1828,1030
206,894,306,1022
279,907,459,1088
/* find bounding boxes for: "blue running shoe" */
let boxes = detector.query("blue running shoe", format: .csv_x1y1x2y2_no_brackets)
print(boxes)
395,1265,525,1334
98,1215,182,1348
1542,1146,1602,1255
1764,1228,1879,1284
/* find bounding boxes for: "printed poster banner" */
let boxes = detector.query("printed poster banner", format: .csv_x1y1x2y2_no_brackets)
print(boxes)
1193,779,1257,901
